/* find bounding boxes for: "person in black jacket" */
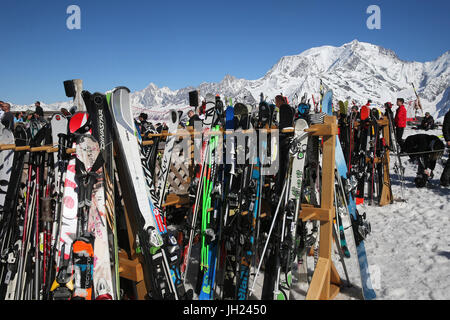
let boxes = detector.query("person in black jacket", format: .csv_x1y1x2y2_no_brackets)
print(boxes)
187,109,201,127
440,110,450,187
1,103,14,130
35,101,44,118
419,112,435,131
403,134,445,187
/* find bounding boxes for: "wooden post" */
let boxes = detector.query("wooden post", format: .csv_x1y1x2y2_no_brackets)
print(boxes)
299,116,341,300
113,143,149,300
379,118,394,206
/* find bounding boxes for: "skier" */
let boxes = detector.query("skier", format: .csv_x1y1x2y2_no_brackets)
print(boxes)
187,109,201,127
275,94,290,110
403,134,445,187
350,105,359,118
24,110,34,128
440,109,450,187
14,112,24,124
384,102,394,118
360,100,371,121
1,103,14,130
370,107,380,120
0,101,5,120
35,101,44,118
394,98,407,149
418,112,435,131
137,112,149,134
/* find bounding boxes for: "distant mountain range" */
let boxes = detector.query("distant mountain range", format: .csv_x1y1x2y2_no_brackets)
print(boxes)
12,40,450,120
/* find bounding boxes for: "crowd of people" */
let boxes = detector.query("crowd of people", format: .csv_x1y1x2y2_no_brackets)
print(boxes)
344,98,449,188
0,101,46,130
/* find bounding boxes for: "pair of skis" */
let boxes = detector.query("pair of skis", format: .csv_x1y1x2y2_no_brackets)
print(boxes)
108,87,189,300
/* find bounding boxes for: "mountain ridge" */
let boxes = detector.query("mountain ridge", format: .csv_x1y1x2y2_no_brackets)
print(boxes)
10,40,450,120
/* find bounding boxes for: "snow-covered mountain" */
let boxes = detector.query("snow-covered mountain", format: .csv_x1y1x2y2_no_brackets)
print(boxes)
132,40,450,120
12,40,450,120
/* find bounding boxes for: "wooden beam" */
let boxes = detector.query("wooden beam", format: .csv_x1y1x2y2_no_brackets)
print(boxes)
0,144,16,150
118,256,143,282
299,207,333,222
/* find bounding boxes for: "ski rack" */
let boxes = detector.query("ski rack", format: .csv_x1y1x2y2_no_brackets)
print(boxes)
351,117,393,206
0,116,365,300
141,118,345,300
0,142,149,299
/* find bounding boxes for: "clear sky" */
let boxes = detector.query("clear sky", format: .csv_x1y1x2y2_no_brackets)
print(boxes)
1,0,449,105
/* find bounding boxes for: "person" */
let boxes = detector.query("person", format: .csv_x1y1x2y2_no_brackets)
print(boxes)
155,123,163,133
440,109,450,187
35,101,44,118
384,102,394,119
1,103,15,130
137,112,149,134
24,110,34,126
403,134,445,188
0,101,5,121
14,112,24,124
370,107,380,120
360,100,371,121
187,109,201,127
275,95,289,108
394,98,407,149
419,112,435,131
350,105,359,118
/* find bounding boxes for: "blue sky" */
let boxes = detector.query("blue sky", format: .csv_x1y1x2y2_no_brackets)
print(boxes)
0,0,449,105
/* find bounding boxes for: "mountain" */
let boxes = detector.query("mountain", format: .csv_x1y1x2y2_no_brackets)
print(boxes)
131,40,450,120
11,40,450,120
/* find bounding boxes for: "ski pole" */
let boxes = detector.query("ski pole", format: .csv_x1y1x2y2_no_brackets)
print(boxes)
249,180,288,296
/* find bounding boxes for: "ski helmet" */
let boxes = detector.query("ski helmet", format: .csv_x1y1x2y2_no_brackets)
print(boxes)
297,103,310,116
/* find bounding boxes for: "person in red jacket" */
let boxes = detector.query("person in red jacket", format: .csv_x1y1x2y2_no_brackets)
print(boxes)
360,100,371,121
394,98,407,148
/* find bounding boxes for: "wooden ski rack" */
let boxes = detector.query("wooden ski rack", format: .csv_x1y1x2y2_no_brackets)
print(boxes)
0,144,76,154
115,115,346,300
0,116,363,300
